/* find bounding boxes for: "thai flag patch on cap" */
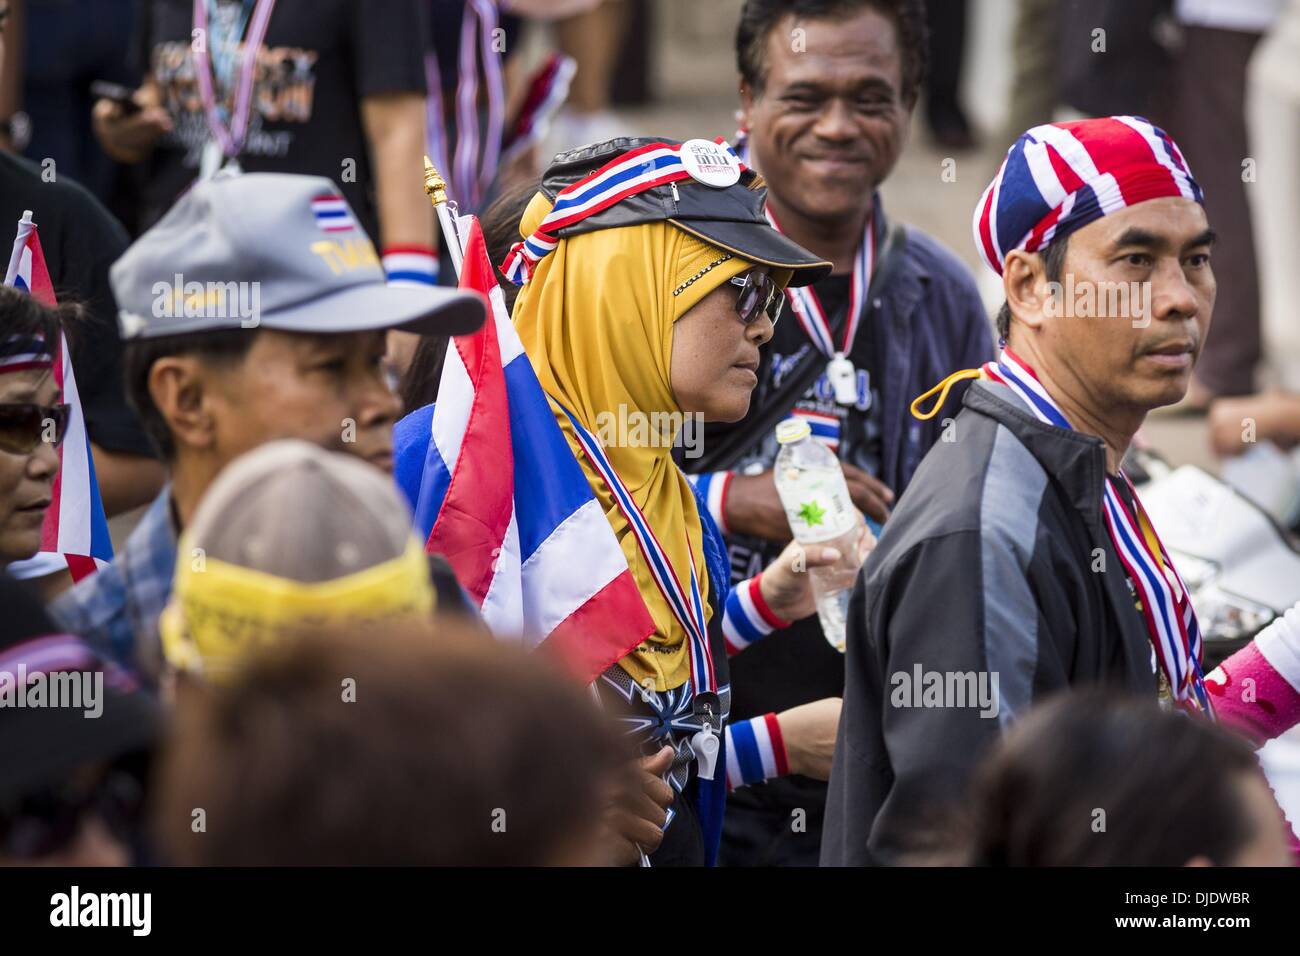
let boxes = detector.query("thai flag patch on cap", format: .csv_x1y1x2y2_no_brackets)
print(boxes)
311,195,357,233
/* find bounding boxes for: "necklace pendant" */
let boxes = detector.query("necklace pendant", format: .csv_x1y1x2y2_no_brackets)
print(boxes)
827,353,857,405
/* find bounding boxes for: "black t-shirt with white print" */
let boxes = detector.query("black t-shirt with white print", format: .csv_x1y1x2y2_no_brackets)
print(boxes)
133,0,428,238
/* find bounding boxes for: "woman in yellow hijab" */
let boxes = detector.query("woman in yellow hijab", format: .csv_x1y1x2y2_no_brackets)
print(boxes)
505,137,830,865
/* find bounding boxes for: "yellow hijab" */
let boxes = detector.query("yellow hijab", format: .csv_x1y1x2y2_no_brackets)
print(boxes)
513,192,754,691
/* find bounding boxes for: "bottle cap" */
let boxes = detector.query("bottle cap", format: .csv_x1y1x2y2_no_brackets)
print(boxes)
775,419,812,445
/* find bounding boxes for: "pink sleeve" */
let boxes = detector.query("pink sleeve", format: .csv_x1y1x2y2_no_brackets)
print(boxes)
1206,641,1300,745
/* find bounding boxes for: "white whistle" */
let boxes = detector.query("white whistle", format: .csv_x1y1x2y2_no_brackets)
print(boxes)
827,353,858,405
692,725,720,781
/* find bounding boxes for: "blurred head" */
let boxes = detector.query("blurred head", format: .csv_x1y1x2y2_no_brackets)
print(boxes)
0,288,66,566
160,440,435,684
966,691,1292,867
736,0,927,226
155,621,628,865
125,326,402,474
0,575,159,867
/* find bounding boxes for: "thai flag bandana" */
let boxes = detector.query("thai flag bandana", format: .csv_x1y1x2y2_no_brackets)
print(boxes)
499,138,747,286
0,334,53,373
973,116,1202,276
985,349,1214,716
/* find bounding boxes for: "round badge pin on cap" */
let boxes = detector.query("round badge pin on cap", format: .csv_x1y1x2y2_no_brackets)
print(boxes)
680,138,742,189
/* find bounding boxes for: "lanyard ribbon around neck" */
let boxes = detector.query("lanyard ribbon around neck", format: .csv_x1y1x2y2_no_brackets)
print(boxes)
982,349,1213,716
555,402,716,696
764,205,875,359
556,400,723,779
192,0,277,160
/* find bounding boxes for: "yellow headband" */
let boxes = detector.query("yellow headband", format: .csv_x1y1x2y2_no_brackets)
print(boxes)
160,537,436,681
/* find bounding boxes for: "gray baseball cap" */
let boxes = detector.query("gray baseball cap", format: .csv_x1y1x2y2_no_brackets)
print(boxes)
110,172,487,340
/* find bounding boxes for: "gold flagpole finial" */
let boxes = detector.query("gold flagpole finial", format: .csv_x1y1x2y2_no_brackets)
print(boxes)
423,155,448,207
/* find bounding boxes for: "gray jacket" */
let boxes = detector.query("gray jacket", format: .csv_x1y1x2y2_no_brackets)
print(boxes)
821,379,1159,866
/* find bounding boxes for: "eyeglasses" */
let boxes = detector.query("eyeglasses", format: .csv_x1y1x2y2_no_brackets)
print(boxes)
730,269,785,327
0,763,146,860
0,402,69,455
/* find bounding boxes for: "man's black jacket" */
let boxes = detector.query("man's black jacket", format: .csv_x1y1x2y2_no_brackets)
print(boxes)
821,380,1159,866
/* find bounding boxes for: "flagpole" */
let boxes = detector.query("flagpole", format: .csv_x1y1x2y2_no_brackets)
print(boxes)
423,156,465,280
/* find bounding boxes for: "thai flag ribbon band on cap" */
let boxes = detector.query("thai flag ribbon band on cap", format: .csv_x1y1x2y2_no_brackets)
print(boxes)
973,116,1203,276
0,334,54,373
499,138,747,286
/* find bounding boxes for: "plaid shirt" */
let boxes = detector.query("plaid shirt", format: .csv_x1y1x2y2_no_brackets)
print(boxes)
51,487,178,675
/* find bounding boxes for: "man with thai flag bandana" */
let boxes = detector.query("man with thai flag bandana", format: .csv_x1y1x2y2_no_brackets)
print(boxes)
821,115,1242,866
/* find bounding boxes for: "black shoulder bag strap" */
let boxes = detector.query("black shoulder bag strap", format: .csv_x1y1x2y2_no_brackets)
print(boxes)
691,223,909,474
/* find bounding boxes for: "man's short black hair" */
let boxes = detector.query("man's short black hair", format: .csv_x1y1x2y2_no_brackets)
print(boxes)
123,329,260,461
994,235,1071,343
736,0,929,105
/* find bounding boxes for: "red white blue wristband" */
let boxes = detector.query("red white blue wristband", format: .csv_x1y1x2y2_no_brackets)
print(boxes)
725,712,789,790
722,573,790,657
382,246,439,287
688,471,733,534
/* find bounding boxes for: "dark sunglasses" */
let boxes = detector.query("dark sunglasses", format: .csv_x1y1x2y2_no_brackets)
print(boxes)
0,402,69,455
0,764,146,860
729,269,785,327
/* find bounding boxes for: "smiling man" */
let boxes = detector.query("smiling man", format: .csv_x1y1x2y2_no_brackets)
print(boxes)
51,172,485,677
822,117,1217,865
689,0,992,866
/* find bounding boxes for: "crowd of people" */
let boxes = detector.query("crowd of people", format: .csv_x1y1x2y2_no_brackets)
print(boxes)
2,0,1300,870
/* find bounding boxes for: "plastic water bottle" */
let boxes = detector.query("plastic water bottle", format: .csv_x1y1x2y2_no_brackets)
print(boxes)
773,419,867,652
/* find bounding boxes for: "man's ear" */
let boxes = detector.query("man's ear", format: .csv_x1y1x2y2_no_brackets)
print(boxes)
738,80,755,132
147,355,218,455
1003,249,1053,335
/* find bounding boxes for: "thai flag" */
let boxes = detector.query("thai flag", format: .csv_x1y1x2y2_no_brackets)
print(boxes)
310,195,356,233
395,216,654,683
4,214,113,582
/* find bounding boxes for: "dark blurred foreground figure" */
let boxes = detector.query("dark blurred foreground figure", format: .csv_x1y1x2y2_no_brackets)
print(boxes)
155,622,627,866
0,574,159,866
963,691,1292,867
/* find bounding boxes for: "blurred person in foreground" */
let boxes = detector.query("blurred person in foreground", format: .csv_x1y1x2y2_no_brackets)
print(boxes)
51,172,485,679
961,691,1291,867
156,621,626,865
158,439,465,685
823,116,1221,865
0,287,63,570
163,438,707,867
694,0,993,866
0,574,159,866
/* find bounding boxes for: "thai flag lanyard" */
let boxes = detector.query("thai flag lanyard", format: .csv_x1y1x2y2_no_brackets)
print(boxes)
500,138,747,285
555,401,722,780
984,349,1214,717
764,205,875,405
192,0,276,166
